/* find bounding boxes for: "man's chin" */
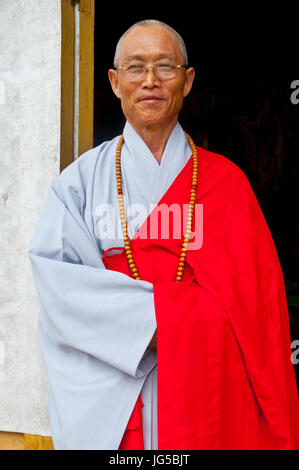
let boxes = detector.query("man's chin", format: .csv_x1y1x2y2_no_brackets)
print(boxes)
136,113,169,127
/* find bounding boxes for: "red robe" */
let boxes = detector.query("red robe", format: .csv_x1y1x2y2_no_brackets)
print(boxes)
103,146,299,450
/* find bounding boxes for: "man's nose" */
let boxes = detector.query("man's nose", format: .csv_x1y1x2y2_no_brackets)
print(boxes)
141,67,160,87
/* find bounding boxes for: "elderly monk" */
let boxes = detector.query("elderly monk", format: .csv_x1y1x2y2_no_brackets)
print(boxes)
28,19,299,450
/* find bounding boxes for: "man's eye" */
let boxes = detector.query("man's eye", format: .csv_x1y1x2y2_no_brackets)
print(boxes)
127,65,144,72
157,64,174,70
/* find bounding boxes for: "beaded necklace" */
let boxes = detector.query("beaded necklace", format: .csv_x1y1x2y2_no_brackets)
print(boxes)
115,132,198,282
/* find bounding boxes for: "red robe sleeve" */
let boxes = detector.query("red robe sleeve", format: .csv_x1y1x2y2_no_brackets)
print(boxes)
152,153,299,449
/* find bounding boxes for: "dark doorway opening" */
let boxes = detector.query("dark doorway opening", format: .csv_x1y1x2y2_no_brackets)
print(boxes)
94,6,299,382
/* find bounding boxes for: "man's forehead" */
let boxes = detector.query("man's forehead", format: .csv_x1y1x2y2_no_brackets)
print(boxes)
119,26,182,61
122,53,177,63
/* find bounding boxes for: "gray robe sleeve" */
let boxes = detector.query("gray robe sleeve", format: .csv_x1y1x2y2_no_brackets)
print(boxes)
28,179,157,378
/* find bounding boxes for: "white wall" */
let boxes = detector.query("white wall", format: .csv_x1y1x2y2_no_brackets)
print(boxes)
0,0,61,435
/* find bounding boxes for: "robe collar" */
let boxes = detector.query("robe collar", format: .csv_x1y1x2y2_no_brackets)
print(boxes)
122,120,192,206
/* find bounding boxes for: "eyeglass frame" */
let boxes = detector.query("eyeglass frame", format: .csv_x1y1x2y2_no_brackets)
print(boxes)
114,63,189,82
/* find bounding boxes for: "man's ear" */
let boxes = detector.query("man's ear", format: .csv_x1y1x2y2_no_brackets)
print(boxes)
108,69,121,99
183,67,195,98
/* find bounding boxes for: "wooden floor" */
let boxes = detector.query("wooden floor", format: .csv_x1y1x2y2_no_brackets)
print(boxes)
0,432,54,450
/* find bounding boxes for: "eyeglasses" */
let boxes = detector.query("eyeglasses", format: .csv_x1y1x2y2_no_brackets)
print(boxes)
115,63,188,82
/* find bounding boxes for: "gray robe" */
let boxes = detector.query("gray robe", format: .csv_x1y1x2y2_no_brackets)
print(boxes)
28,121,192,449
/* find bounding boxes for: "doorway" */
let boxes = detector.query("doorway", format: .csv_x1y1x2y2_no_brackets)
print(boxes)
93,6,299,382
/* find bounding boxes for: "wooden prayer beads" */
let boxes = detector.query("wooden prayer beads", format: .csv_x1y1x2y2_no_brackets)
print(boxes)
115,132,198,282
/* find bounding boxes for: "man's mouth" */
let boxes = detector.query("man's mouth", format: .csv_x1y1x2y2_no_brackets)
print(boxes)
137,95,164,103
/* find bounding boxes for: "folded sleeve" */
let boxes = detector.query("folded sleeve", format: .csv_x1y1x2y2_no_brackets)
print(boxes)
28,179,157,378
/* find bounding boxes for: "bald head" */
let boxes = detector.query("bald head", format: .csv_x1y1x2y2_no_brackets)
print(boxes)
108,19,195,142
113,20,188,68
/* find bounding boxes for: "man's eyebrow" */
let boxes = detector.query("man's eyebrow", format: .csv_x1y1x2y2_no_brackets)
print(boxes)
123,53,176,62
156,54,176,61
122,55,144,62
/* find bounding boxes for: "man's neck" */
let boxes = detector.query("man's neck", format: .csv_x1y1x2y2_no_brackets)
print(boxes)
127,119,177,164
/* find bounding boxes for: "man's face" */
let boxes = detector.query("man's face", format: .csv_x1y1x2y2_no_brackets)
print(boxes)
108,25,195,131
